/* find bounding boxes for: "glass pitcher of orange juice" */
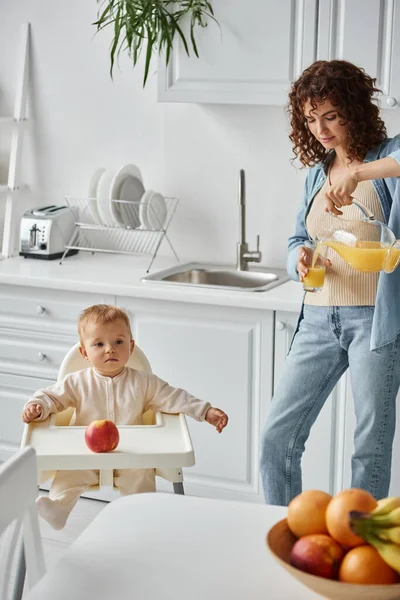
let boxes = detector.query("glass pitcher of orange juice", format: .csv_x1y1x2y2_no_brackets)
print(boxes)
316,199,400,274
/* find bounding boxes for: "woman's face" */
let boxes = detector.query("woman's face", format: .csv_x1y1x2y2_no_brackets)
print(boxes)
304,98,349,152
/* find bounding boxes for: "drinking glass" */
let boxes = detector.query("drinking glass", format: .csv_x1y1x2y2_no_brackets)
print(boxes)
302,241,329,293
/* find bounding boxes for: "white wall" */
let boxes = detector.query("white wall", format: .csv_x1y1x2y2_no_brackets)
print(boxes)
1,0,400,269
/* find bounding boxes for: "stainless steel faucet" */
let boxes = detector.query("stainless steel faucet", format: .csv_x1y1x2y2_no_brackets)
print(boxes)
236,169,262,271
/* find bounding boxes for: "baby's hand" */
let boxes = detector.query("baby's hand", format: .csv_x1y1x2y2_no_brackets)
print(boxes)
22,403,43,423
205,407,228,433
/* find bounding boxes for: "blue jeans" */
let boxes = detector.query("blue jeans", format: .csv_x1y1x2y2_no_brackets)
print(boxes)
260,305,400,505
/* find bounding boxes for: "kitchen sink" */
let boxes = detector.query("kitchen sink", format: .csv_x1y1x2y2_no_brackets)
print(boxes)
142,263,289,292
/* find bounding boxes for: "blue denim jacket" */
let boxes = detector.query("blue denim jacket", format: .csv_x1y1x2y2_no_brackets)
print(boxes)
287,135,400,350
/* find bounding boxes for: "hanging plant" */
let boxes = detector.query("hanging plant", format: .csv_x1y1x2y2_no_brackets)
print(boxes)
94,0,218,86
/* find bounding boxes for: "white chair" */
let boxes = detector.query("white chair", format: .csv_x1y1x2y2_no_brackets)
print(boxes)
0,447,45,600
21,342,195,495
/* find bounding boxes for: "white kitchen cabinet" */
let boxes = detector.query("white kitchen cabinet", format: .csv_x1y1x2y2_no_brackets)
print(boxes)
159,0,400,107
118,296,274,502
158,0,318,105
0,284,115,337
273,310,338,495
317,0,400,108
0,372,55,461
0,328,77,380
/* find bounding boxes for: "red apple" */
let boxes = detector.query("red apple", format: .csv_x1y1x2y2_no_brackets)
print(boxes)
84,420,119,453
290,534,345,579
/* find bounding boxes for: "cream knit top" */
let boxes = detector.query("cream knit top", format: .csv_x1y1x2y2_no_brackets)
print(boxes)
24,366,211,424
305,179,384,306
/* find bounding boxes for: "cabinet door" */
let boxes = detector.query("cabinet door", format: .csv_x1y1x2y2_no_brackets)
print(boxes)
0,328,76,379
0,284,115,336
274,311,337,494
0,372,54,461
158,0,318,105
318,0,400,108
118,297,274,502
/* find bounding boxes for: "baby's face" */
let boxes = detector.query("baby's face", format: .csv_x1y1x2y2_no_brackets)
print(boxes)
79,319,134,377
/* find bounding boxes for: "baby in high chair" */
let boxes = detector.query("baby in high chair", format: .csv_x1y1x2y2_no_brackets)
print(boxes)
22,304,228,530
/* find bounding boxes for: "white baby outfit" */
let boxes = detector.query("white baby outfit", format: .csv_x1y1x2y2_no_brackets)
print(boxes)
25,367,211,529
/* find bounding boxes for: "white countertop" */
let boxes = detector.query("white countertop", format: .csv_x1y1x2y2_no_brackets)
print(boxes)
0,254,304,312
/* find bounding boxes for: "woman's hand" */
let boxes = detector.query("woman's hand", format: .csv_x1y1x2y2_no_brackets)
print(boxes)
297,246,331,282
325,172,358,215
22,403,43,423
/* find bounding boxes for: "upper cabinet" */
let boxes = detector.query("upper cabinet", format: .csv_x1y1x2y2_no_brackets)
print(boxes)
158,0,400,107
157,0,318,105
317,0,400,108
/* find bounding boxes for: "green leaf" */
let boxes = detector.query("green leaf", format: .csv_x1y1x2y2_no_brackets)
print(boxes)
143,25,154,86
189,20,199,58
109,5,122,78
174,20,189,56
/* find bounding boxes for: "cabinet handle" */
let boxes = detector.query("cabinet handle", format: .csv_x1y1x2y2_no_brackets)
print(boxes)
387,96,397,107
36,305,45,314
37,352,46,361
276,321,286,331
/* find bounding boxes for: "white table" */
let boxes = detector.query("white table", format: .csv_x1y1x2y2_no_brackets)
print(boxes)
25,494,322,599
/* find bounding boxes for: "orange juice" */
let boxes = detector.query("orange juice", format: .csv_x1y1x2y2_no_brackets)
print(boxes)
303,266,326,291
325,241,390,272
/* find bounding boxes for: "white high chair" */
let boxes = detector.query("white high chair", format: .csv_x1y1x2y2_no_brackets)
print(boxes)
21,343,195,495
0,448,45,600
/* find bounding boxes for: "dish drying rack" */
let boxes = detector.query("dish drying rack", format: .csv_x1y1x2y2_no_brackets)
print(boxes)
61,196,179,272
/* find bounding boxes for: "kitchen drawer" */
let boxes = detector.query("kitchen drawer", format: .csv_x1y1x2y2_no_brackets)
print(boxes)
0,329,74,379
0,284,115,336
0,372,54,461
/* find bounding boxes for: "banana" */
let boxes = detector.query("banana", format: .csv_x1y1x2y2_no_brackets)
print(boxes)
377,526,400,545
349,509,400,542
366,532,400,572
352,506,400,528
372,496,400,516
371,506,400,527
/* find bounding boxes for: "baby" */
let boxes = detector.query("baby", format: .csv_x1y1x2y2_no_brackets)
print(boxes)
22,304,228,530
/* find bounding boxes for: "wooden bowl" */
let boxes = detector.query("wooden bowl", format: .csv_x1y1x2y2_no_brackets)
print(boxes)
266,519,400,600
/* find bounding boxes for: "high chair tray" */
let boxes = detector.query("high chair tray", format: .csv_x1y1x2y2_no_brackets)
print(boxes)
22,413,195,471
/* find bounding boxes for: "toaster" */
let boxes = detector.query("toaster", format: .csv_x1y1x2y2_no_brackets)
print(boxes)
19,205,78,260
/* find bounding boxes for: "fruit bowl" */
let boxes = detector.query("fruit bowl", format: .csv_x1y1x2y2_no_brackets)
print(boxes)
266,519,400,600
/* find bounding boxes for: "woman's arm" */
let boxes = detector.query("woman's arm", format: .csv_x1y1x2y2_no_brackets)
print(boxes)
326,152,400,214
287,172,314,280
353,156,400,182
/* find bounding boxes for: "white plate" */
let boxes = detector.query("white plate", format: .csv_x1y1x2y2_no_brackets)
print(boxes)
109,164,145,228
141,189,168,230
88,167,105,225
139,190,153,229
96,168,119,226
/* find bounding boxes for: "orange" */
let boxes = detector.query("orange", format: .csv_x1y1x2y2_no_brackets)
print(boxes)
339,545,400,584
325,488,377,547
287,489,332,538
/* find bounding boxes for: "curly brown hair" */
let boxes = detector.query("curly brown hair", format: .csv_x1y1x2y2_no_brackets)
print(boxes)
287,60,387,167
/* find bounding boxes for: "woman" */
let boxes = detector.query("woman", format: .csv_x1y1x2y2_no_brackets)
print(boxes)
260,59,400,505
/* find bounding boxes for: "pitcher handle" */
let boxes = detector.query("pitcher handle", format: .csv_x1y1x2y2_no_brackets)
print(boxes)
384,240,400,274
351,197,375,221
